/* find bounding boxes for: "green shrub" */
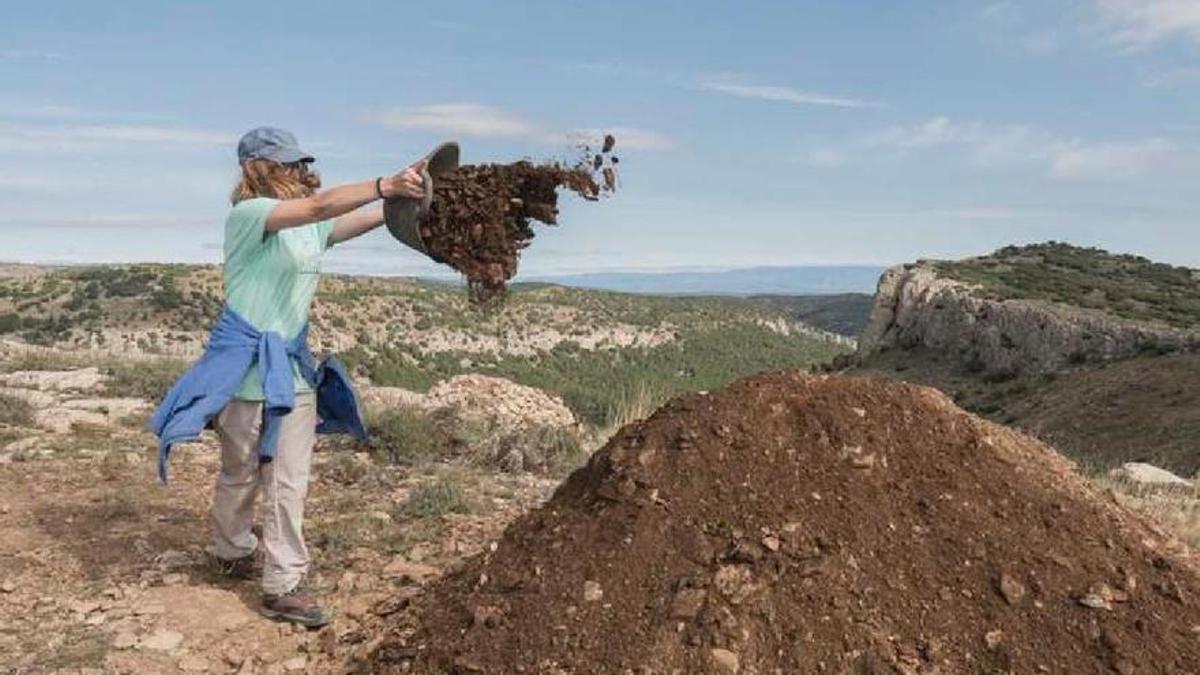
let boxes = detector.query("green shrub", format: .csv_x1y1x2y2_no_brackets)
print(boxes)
369,405,443,465
101,358,189,401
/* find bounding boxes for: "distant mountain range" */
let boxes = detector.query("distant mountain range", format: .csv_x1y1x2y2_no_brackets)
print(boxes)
523,266,885,296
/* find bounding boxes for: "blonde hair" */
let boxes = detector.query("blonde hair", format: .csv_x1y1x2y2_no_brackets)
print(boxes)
230,159,321,204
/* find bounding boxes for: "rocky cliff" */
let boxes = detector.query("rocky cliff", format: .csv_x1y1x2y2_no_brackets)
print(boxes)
858,261,1199,378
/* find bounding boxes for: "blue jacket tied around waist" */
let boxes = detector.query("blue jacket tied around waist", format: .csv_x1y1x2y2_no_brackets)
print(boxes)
150,306,367,481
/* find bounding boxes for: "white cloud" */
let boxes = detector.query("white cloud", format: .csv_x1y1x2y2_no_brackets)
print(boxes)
975,2,1063,54
0,48,64,61
0,102,81,119
923,207,1019,221
697,79,878,109
362,103,540,139
361,103,673,150
1143,66,1200,87
811,116,1184,181
1049,137,1176,179
1095,0,1200,47
0,122,234,154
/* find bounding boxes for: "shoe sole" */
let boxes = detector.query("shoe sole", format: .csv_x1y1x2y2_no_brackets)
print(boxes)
260,606,331,628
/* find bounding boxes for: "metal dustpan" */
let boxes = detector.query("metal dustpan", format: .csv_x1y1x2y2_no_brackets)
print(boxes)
383,141,460,255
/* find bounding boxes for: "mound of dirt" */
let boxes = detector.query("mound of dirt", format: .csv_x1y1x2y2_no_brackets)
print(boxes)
365,372,1200,673
419,137,618,303
426,374,577,432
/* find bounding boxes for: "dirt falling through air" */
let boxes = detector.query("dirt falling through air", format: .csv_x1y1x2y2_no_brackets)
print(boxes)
418,136,618,303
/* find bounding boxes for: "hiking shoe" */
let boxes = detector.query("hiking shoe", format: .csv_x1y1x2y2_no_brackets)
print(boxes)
211,553,257,580
261,585,331,628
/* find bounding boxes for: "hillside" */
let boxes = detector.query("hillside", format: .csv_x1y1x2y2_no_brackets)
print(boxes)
850,242,1200,475
934,242,1200,329
0,264,852,427
749,293,874,337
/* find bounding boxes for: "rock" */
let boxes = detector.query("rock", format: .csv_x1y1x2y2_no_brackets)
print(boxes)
178,655,211,672
33,408,109,434
711,648,740,673
669,588,707,619
224,646,247,666
452,655,485,673
282,655,308,671
61,396,147,418
0,581,15,593
425,374,577,432
1088,582,1129,604
112,631,139,650
471,605,504,628
0,386,55,408
713,565,756,605
582,580,603,603
1108,463,1193,490
984,629,1004,649
383,558,439,585
154,549,191,571
359,386,428,413
70,599,101,615
134,602,165,616
140,629,184,651
1078,593,1113,611
161,572,187,586
215,611,250,632
997,571,1027,606
0,367,107,392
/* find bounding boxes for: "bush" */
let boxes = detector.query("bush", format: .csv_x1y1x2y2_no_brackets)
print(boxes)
0,393,35,426
442,414,586,474
101,358,189,401
402,475,474,518
369,405,443,465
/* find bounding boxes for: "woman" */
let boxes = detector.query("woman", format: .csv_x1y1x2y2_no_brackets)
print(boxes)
152,126,427,627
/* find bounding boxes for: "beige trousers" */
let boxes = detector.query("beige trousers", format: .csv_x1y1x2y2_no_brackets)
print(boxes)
210,394,316,595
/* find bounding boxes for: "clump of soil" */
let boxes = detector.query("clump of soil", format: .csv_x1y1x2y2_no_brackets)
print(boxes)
418,136,618,303
365,372,1200,673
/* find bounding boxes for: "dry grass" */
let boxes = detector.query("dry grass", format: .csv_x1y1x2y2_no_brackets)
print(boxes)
1099,476,1200,549
402,471,476,518
0,391,35,426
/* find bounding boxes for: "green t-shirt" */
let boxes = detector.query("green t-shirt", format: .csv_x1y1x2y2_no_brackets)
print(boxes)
223,197,335,401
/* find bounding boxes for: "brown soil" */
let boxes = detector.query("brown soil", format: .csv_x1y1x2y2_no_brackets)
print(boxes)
419,142,617,303
365,371,1200,674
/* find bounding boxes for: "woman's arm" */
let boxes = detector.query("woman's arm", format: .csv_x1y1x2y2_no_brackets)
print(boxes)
329,204,385,244
265,161,425,232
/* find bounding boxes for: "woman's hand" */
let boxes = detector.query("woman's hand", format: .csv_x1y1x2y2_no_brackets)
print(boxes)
382,159,427,199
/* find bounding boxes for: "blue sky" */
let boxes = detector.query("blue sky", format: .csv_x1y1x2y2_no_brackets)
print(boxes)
2,0,1199,276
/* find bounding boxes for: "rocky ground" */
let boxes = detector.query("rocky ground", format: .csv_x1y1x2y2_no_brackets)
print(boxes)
0,349,565,674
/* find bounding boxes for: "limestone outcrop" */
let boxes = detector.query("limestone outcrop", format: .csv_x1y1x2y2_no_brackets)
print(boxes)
858,262,1197,377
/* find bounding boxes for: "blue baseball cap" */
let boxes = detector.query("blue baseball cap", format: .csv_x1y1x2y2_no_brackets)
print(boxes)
236,126,314,164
